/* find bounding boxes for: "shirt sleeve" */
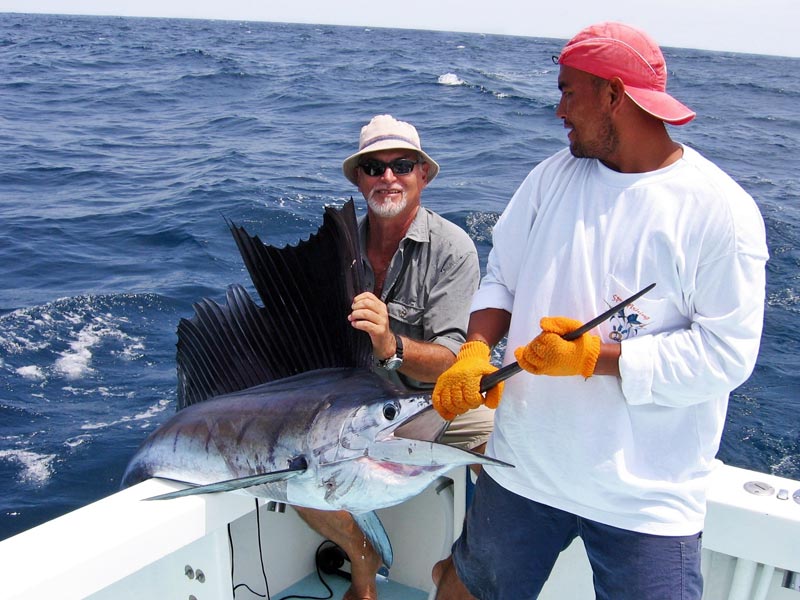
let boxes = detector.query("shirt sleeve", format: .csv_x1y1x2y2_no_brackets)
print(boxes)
425,244,480,355
620,203,769,407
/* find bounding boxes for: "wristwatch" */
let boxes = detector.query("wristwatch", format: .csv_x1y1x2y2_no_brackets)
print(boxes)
378,334,404,371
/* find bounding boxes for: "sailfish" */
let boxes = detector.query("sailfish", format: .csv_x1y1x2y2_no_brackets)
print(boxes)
121,199,511,568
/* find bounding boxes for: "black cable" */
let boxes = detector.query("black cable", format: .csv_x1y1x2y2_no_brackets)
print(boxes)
275,540,336,600
227,500,347,600
230,499,271,598
256,500,272,598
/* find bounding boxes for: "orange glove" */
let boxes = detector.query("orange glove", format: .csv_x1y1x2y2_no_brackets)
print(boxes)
514,316,600,378
433,341,504,420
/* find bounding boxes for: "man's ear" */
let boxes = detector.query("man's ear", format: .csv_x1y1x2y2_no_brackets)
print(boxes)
419,161,430,186
607,77,626,112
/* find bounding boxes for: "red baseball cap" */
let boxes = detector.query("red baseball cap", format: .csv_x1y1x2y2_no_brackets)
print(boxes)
557,22,696,125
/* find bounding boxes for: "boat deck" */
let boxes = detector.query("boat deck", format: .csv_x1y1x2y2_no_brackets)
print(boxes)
275,571,428,599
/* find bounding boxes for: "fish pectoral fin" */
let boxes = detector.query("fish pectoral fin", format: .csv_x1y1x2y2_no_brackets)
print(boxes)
352,511,393,569
371,439,514,469
144,458,308,501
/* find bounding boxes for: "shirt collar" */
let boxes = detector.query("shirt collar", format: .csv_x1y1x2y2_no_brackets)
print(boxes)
357,206,430,245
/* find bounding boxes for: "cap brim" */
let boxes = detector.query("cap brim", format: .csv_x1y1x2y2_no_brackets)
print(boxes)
342,140,439,185
625,87,696,125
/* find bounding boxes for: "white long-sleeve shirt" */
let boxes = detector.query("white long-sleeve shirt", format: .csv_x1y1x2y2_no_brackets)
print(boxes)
477,146,768,535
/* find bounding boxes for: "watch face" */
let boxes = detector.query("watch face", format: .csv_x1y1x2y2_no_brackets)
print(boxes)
383,356,403,371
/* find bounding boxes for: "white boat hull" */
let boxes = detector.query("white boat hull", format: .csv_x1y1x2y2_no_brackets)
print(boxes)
1,464,798,599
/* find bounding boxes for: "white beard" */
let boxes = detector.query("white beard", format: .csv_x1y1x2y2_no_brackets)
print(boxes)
367,191,408,218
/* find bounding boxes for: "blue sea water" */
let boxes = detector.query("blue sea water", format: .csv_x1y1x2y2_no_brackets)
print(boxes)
0,13,798,542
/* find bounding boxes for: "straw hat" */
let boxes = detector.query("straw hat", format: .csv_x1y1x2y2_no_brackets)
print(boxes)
342,115,440,184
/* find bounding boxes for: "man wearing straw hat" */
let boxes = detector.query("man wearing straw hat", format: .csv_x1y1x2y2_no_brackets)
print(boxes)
432,22,768,600
295,114,494,600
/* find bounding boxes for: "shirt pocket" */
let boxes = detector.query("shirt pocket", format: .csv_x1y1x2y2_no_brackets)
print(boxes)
386,299,424,339
602,275,667,343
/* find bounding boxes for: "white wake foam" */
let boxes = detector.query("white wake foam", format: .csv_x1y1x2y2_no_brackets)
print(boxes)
0,449,56,484
15,365,45,380
438,73,465,86
80,398,171,431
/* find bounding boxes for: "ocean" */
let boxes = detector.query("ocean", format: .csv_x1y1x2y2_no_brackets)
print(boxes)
0,12,798,542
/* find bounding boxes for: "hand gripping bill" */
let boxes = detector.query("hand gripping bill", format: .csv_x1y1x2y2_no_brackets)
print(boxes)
433,341,504,420
514,316,601,378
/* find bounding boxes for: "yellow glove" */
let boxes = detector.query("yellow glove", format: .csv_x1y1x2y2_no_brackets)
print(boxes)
433,341,504,420
514,316,600,378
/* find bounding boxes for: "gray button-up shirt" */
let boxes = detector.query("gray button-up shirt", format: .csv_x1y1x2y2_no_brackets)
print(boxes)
359,207,480,391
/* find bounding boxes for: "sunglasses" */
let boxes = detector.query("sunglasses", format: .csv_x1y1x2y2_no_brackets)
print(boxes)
358,158,420,177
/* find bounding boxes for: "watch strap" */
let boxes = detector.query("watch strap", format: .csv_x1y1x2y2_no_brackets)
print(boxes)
393,333,404,359
378,334,403,369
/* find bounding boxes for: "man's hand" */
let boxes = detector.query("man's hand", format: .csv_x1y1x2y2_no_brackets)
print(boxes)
432,341,504,420
348,292,395,359
514,316,600,378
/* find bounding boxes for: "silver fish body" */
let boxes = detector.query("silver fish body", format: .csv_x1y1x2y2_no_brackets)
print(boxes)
122,368,503,512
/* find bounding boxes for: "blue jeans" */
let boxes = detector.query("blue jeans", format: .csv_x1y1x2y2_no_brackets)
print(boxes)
452,472,703,600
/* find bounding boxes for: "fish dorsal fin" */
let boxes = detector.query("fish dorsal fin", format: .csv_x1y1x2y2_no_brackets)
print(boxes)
176,200,372,408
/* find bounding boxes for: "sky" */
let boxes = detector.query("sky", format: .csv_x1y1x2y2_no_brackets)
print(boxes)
1,0,799,58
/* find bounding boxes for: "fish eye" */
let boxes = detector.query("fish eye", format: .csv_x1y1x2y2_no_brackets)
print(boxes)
382,401,400,421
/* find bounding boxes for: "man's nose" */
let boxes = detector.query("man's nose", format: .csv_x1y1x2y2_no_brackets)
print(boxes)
380,167,398,181
555,98,566,119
